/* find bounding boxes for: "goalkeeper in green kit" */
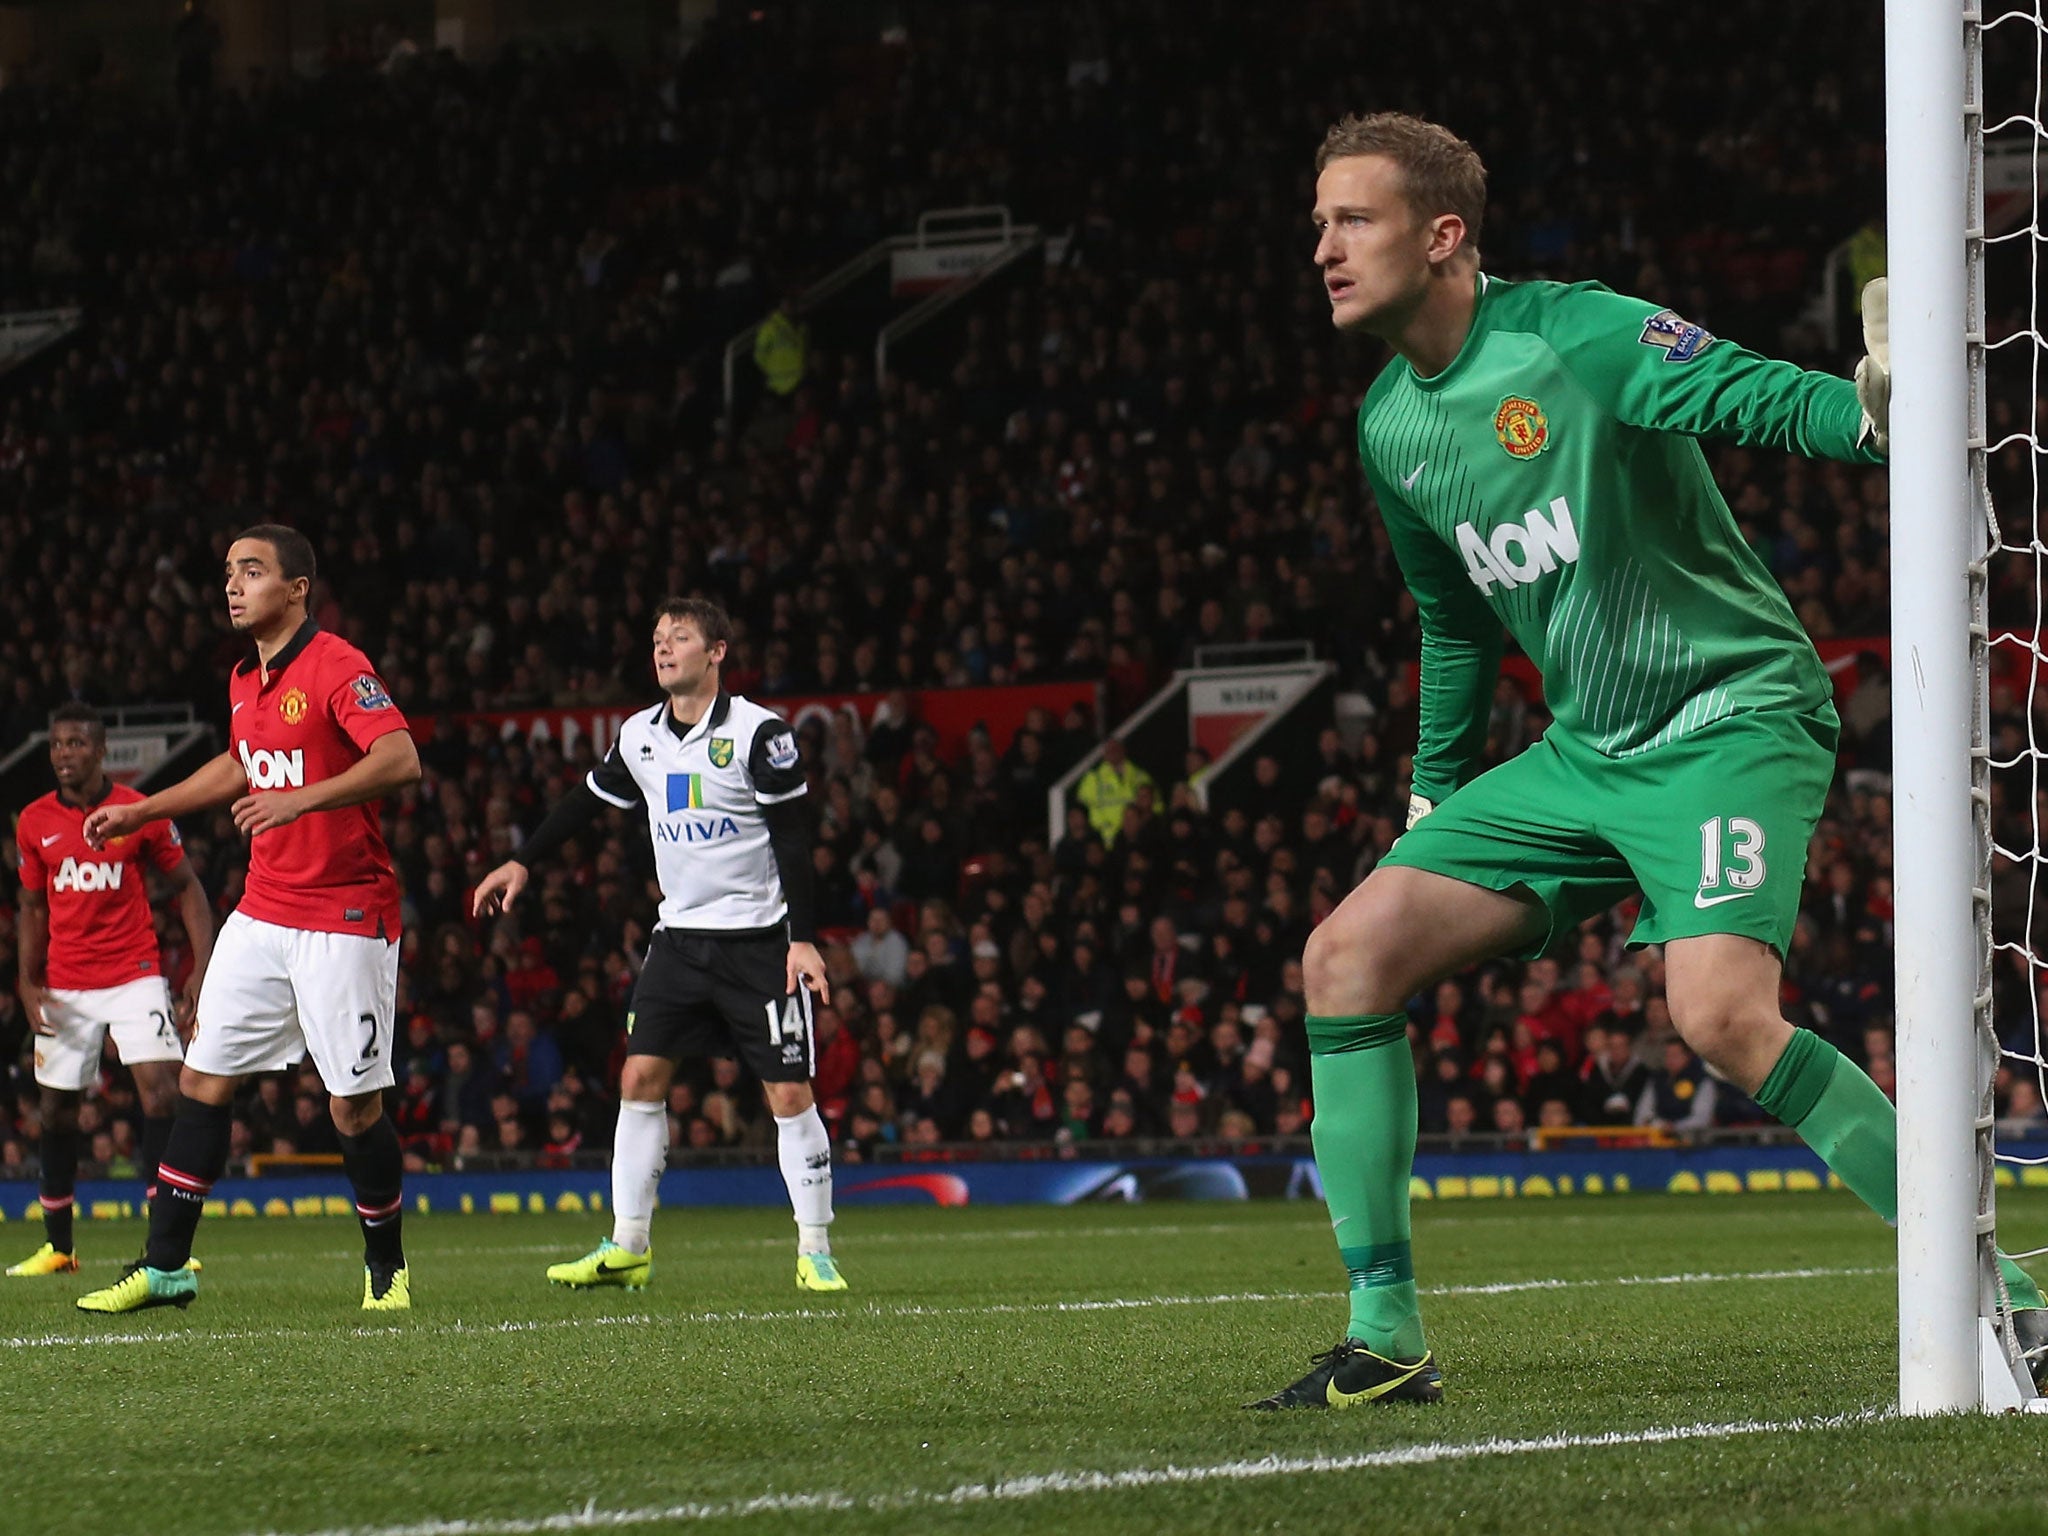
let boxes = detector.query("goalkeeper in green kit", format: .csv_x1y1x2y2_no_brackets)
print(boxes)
1251,111,2046,1410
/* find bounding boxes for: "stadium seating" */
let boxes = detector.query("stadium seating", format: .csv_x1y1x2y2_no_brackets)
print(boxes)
1,1,2013,1178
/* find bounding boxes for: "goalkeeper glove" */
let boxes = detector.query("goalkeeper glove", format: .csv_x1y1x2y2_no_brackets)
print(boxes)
1854,276,1890,455
1406,793,1434,831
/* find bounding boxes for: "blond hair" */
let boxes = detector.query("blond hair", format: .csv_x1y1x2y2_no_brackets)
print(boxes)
1317,112,1486,251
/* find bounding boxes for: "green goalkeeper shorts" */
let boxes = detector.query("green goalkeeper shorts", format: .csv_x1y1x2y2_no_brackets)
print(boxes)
1380,706,1838,956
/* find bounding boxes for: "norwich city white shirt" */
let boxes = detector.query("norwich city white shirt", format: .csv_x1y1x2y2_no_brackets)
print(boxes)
586,692,806,935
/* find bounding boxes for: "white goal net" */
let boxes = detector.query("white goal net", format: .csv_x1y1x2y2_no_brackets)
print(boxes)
1887,0,2047,1413
1979,0,2048,1392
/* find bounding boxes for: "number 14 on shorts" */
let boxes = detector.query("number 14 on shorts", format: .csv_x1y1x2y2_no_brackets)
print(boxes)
763,994,809,1068
1697,815,1766,907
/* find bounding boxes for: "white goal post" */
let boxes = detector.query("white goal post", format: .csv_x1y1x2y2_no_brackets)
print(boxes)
1887,0,2037,1414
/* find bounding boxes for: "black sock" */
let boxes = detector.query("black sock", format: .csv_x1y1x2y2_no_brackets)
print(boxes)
338,1116,405,1269
144,1098,233,1272
139,1115,173,1205
39,1122,80,1256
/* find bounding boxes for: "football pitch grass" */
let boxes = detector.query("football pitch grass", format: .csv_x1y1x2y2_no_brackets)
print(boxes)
6,1194,2048,1536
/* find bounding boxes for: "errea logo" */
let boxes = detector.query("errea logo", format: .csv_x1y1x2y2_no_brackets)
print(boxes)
239,741,306,790
1456,496,1580,596
53,857,124,893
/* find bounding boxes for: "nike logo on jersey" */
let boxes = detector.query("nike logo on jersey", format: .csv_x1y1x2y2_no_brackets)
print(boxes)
40,833,62,846
1401,461,1427,491
350,1061,376,1077
1693,890,1756,909
232,701,246,714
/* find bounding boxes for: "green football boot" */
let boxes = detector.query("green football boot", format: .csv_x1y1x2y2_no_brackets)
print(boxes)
76,1262,198,1315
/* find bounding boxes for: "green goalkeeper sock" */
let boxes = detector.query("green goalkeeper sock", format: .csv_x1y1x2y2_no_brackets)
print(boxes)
1756,1028,1897,1218
1308,1012,1426,1360
1755,1028,2046,1309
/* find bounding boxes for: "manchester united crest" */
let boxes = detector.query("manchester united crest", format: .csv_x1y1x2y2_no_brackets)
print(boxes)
279,687,309,726
1494,396,1550,459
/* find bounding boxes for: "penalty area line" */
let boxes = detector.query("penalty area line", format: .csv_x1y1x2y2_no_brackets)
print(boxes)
0,1264,1885,1351
250,1410,1882,1536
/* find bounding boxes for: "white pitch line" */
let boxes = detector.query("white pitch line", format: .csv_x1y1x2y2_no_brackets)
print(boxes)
216,1221,1269,1264
0,1263,1883,1353
0,1292,1321,1352
250,1409,1884,1536
1430,1263,1887,1298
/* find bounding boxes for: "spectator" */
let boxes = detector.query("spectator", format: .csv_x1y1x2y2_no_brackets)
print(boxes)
811,1007,861,1134
850,908,911,988
0,9,1920,1176
1584,1028,1653,1127
497,1009,565,1114
1636,1040,1720,1134
1523,1040,1579,1121
989,1052,1059,1140
1076,738,1156,846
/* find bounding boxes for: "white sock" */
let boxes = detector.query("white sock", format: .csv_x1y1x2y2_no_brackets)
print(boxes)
609,1099,667,1255
775,1108,834,1253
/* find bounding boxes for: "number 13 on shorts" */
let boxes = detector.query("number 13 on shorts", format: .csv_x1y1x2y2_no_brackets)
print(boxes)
1698,815,1766,899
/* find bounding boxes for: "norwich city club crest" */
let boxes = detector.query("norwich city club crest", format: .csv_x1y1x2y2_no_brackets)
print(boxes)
1494,395,1550,459
279,687,309,725
708,737,734,768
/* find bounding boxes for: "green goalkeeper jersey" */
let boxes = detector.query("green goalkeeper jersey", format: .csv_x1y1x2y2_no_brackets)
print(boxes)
1358,274,1881,804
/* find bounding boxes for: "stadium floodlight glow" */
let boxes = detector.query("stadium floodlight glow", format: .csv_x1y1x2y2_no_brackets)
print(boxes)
1889,0,2039,1414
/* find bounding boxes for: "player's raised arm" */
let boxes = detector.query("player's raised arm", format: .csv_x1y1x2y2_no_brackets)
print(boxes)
1363,459,1503,816
1543,282,1885,465
84,751,248,848
473,739,641,916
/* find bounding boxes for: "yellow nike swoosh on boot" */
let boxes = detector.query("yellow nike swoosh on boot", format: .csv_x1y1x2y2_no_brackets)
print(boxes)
1327,1354,1432,1407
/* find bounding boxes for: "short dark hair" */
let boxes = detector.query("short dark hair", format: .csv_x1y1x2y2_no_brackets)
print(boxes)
236,523,318,585
49,701,105,742
655,596,733,652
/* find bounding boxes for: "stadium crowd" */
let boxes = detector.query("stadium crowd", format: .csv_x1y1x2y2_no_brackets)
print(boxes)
2,0,2042,1177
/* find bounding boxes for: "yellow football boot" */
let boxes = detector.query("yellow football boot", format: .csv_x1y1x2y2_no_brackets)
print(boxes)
77,1263,197,1314
545,1239,651,1289
362,1264,411,1311
796,1252,848,1292
6,1242,79,1277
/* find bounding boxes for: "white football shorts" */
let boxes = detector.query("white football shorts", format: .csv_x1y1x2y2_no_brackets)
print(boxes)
188,911,399,1094
35,976,182,1091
